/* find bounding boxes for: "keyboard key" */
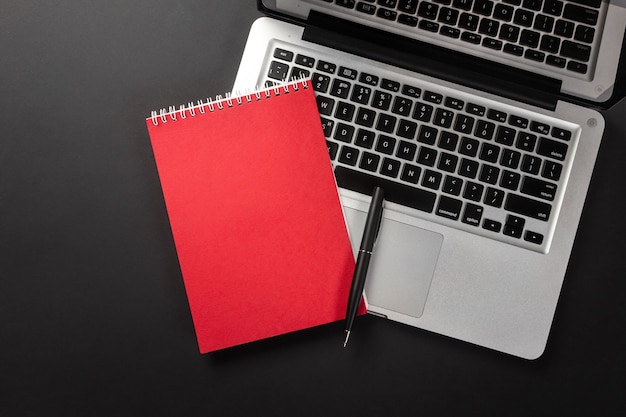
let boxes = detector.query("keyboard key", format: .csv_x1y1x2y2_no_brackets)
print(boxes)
312,73,331,93
335,101,356,121
524,230,544,244
377,7,399,21
500,170,521,190
561,40,592,62
316,60,336,74
359,72,380,86
482,218,502,232
422,169,443,189
360,152,381,172
338,145,359,165
295,54,315,68
355,129,376,148
537,137,568,160
463,181,484,201
351,85,372,104
401,164,422,184
334,123,355,142
376,135,397,154
402,84,422,98
521,176,557,201
274,48,294,61
423,91,444,104
372,90,393,110
413,103,434,121
376,113,398,133
417,147,438,166
443,175,463,195
355,107,376,127
563,4,599,25
541,160,563,181
338,66,358,79
484,187,505,207
381,78,401,92
505,193,551,221
330,79,352,98
334,166,437,213
501,149,521,168
268,61,289,80
381,157,402,177
397,140,418,160
357,2,377,14
436,195,463,220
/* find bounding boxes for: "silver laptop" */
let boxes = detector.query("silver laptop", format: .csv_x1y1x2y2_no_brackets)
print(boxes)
232,0,626,359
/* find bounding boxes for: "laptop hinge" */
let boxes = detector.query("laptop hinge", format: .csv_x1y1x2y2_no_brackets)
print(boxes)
303,11,561,111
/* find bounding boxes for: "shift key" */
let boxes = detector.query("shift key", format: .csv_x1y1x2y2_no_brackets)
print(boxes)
505,193,552,221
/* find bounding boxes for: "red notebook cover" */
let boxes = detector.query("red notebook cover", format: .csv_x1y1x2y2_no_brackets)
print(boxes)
146,80,361,353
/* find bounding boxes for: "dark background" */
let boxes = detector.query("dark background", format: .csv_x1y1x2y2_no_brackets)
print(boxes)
1,1,625,416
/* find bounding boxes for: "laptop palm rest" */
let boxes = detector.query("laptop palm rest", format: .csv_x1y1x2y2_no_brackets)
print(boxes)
343,206,443,318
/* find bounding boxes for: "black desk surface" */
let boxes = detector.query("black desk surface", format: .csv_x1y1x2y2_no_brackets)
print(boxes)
2,2,625,416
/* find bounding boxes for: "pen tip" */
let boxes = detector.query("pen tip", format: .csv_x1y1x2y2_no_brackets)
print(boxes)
343,330,351,348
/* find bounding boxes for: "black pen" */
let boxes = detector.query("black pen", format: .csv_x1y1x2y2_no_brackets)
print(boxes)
343,186,385,347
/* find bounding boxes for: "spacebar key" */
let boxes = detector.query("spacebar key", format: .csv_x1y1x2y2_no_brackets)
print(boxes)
334,166,436,213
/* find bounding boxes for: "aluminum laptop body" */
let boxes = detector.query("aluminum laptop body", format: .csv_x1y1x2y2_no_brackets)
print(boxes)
232,0,626,359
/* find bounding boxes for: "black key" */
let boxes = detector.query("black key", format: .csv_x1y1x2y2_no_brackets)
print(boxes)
495,126,516,145
540,35,561,53
463,181,484,201
399,15,419,27
268,61,289,81
567,61,588,74
466,103,486,116
479,19,500,36
509,115,529,129
483,37,503,50
338,145,359,165
330,79,352,98
376,135,397,154
359,72,379,86
514,9,534,27
316,60,337,74
487,109,508,123
445,97,465,110
543,0,564,16
417,147,438,166
327,140,339,160
439,7,460,24
380,157,402,178
534,14,555,32
338,66,358,80
422,169,443,189
438,131,459,151
521,154,541,175
479,143,500,162
459,137,479,157
419,20,440,32
377,7,398,20
376,113,397,133
504,43,524,56
357,2,377,14
462,203,484,226
459,13,480,31
484,187,505,207
334,166,437,213
418,125,438,144
501,149,521,169
500,170,521,190
274,48,294,61
351,85,372,105
334,123,355,142
479,164,500,184
516,132,537,152
436,196,463,220
551,127,572,141
397,119,418,139
440,26,461,38
413,102,434,122
434,108,455,128
575,25,596,44
372,90,393,110
500,24,520,42
401,164,422,184
563,4,599,25
459,158,479,178
443,175,463,195
453,0,474,10
336,0,356,8
392,97,414,116
494,4,514,21
312,73,331,93
561,40,592,62
321,118,334,137
462,31,482,44
316,95,335,116
335,101,356,121
359,152,381,172
381,78,401,92
482,218,502,232
537,137,568,160
454,114,475,134
525,50,545,62
555,20,575,38
546,55,567,68
397,140,418,160
541,160,563,181
530,121,551,135
505,193,552,221
522,0,543,10
475,120,496,140
295,54,315,68
419,2,440,19
355,107,376,127
438,152,459,172
520,29,540,48
568,0,601,7
402,84,422,98
399,0,420,14
503,223,523,238
524,231,544,245
424,91,444,104
473,0,494,16
355,129,376,148
521,176,557,201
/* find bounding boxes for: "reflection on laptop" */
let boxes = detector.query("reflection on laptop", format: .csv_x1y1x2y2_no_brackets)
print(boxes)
232,0,626,358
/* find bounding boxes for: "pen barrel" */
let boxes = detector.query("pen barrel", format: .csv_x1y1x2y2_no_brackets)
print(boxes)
344,250,372,331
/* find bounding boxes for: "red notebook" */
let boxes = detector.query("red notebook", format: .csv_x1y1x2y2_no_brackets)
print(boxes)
146,79,361,353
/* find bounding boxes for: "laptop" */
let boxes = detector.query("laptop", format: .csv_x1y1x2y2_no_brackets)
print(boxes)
232,0,626,359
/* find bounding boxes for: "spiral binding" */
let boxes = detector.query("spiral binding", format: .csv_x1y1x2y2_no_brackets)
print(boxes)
150,76,309,126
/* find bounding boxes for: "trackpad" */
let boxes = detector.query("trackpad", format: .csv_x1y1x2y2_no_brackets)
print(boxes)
344,207,443,318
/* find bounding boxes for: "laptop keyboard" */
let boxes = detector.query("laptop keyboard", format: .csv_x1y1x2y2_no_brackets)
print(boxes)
263,44,578,253
310,0,606,78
